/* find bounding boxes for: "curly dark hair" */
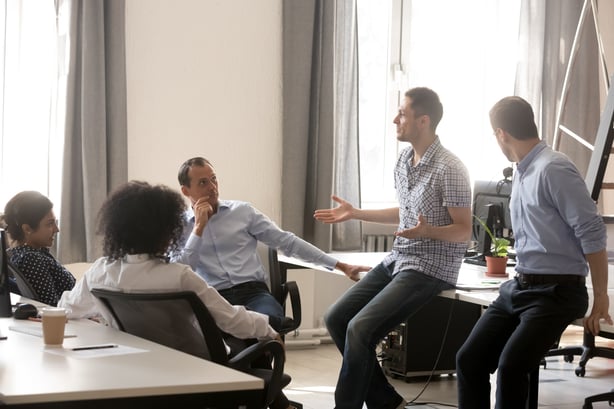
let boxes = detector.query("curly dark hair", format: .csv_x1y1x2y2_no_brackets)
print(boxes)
97,181,187,260
2,191,53,242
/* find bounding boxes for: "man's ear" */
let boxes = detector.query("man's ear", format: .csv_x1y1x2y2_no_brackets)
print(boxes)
498,129,512,143
180,185,190,198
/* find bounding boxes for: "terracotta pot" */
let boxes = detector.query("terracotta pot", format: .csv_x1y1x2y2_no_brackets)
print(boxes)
485,256,508,277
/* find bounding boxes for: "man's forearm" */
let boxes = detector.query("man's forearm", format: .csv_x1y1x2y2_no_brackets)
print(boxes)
352,207,399,224
587,249,609,296
422,223,472,243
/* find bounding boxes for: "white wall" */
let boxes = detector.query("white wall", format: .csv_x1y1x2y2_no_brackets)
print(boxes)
124,0,283,221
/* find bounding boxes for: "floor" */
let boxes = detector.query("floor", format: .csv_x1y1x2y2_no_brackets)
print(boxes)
282,326,614,408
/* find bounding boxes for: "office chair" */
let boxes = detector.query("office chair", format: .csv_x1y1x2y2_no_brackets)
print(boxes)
543,328,614,408
583,388,614,408
8,262,39,301
268,247,301,335
544,328,614,377
90,288,288,409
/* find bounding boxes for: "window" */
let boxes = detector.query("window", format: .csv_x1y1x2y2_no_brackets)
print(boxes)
357,0,521,208
0,1,66,209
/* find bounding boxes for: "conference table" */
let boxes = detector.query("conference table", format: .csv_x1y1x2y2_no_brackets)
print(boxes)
0,297,264,409
278,251,614,409
279,251,614,328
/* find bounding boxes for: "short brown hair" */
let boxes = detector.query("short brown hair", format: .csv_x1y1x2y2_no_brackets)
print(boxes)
177,157,213,187
405,87,443,130
489,96,538,140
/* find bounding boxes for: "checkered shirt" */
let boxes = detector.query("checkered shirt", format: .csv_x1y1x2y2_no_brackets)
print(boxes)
382,137,471,284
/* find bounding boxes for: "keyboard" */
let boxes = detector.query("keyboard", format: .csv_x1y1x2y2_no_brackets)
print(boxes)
463,257,486,267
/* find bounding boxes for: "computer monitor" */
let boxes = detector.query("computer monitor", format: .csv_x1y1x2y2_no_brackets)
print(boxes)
466,178,513,264
0,229,13,317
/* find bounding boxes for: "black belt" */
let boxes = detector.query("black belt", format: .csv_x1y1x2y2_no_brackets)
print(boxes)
516,273,585,286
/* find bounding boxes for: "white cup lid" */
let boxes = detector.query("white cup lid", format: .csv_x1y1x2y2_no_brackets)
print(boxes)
41,307,66,317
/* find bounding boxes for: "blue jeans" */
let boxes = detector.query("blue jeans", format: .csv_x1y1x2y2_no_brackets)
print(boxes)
456,277,588,409
325,263,453,409
218,281,286,331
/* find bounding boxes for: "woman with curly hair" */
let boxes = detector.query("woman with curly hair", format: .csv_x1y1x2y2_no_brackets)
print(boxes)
59,181,278,341
2,191,75,305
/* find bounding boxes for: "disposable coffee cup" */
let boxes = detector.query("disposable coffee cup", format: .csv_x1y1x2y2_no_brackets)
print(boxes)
41,307,67,346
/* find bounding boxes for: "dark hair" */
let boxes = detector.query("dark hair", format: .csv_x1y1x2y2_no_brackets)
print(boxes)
489,96,539,140
97,181,187,260
2,191,53,242
405,87,444,130
178,157,213,187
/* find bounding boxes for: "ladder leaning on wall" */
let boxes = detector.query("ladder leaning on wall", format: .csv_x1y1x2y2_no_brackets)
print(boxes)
552,0,614,203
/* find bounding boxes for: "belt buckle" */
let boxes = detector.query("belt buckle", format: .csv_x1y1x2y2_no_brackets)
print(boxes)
517,274,530,287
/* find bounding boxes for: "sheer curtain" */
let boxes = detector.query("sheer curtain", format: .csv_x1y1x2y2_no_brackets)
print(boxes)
56,0,127,263
0,1,65,209
282,0,361,251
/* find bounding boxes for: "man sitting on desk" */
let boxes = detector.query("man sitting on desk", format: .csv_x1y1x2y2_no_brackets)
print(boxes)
314,87,473,409
456,96,613,409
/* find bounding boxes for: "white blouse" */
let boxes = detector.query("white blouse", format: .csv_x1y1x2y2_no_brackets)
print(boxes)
58,254,277,340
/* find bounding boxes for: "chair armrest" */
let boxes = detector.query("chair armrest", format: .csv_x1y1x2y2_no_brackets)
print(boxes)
283,281,301,331
228,339,286,405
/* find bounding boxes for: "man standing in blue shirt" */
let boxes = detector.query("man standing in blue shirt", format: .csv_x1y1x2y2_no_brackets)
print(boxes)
456,96,613,408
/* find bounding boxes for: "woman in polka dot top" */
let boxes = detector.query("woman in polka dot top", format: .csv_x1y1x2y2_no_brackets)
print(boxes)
2,191,76,306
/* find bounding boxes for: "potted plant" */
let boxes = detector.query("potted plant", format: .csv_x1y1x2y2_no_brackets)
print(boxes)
473,216,510,277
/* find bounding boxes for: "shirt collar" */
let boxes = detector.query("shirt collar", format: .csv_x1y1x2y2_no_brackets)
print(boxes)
516,140,547,175
411,136,442,167
124,254,152,263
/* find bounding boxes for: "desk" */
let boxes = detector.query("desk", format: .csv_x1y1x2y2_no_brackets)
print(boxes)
279,252,614,408
0,316,263,408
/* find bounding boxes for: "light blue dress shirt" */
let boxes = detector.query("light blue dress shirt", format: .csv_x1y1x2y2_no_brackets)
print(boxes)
511,141,606,276
171,200,338,290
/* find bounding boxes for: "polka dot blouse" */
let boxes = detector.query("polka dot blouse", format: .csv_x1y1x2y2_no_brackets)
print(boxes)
7,245,76,306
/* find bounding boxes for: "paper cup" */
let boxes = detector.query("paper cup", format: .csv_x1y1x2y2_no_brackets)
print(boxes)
41,307,67,346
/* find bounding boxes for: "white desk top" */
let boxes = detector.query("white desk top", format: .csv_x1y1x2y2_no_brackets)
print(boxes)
0,316,263,405
279,252,614,335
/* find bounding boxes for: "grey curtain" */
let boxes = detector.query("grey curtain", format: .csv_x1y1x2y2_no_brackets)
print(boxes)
282,0,362,252
57,0,127,263
515,0,600,177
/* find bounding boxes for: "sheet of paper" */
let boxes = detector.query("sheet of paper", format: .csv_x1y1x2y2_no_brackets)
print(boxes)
455,281,503,291
9,325,77,338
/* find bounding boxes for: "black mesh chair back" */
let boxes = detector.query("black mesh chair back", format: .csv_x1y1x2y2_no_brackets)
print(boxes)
91,288,287,408
91,289,229,363
8,262,40,301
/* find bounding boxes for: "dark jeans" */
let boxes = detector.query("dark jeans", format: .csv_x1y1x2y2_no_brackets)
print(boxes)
218,281,286,331
325,263,453,409
456,277,588,409
220,281,289,409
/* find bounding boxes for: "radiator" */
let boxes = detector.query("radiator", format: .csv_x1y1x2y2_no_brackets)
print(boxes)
362,234,395,252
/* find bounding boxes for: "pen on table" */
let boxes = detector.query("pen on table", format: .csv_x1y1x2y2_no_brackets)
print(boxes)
71,344,118,351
